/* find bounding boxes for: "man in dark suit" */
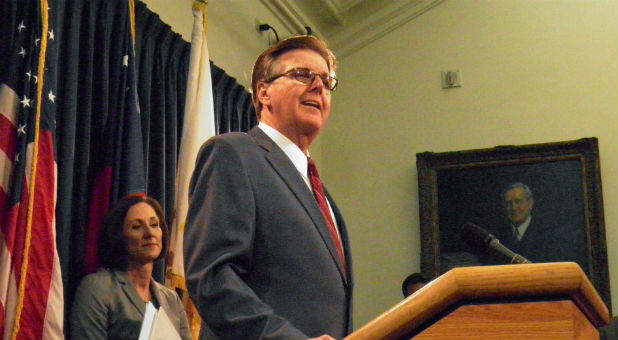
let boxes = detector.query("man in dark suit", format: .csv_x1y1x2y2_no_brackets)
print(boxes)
493,182,557,264
184,35,352,340
496,182,586,268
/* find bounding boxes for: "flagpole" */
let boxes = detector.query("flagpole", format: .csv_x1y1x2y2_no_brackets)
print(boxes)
128,0,136,44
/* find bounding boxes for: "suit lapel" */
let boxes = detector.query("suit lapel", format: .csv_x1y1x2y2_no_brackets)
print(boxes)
249,127,348,283
114,270,146,317
151,280,171,314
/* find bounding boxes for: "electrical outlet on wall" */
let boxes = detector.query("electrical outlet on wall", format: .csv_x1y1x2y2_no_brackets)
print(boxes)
441,69,462,89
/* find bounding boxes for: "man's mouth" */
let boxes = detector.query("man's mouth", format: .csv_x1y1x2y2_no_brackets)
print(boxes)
301,100,320,110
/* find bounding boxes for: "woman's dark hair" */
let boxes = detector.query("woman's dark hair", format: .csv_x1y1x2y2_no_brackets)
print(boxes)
97,195,169,270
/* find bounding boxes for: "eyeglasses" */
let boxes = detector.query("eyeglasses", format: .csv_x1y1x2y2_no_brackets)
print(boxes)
267,67,338,91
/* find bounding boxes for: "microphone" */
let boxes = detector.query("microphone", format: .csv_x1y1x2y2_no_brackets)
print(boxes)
460,222,531,264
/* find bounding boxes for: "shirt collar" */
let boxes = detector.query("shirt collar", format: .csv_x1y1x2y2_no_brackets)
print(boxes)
258,122,310,187
513,215,532,240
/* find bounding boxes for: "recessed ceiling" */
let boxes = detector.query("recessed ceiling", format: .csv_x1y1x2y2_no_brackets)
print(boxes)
260,0,445,58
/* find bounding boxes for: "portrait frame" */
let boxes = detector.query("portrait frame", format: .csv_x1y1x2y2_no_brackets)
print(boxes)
416,137,610,309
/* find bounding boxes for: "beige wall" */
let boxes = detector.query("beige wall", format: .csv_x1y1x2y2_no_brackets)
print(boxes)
324,0,618,325
144,0,618,329
142,0,287,87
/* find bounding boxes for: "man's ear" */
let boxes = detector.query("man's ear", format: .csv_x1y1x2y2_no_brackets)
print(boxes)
256,82,270,106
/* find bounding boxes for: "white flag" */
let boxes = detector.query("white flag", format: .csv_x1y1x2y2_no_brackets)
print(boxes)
168,0,216,287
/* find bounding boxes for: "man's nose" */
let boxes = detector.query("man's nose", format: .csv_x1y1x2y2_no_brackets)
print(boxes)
308,75,325,92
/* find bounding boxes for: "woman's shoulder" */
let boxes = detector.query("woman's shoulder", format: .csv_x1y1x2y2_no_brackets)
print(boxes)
151,280,180,300
77,268,118,290
72,269,118,310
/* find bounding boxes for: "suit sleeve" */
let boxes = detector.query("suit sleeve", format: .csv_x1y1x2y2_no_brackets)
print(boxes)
70,275,109,340
183,137,308,340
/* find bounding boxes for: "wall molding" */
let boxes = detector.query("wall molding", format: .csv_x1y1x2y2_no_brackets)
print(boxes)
261,0,445,58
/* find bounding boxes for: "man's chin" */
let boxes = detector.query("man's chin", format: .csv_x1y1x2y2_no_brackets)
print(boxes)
298,118,325,135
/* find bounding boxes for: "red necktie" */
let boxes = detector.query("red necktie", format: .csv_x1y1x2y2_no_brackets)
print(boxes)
307,157,346,273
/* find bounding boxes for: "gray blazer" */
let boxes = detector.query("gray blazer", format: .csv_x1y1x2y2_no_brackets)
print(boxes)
70,268,191,340
184,127,353,340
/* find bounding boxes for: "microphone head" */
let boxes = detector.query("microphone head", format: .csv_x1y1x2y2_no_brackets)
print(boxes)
460,222,495,250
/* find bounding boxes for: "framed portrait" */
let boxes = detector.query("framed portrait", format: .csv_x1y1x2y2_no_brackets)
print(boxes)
416,137,610,309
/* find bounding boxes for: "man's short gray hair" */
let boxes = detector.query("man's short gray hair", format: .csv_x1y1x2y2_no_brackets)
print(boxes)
503,182,533,201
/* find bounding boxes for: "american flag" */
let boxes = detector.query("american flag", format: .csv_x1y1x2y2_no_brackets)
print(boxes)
0,0,64,339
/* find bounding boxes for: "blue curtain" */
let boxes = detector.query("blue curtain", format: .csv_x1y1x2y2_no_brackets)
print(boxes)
0,1,256,337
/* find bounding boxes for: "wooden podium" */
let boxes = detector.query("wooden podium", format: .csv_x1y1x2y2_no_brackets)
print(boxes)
344,262,609,340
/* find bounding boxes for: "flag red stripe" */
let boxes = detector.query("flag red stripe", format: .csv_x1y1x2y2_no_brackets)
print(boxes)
16,131,55,340
4,181,29,266
1,185,29,339
0,113,17,162
0,189,9,233
0,300,4,340
84,166,113,274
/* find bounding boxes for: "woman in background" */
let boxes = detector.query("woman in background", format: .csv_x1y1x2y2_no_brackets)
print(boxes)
70,195,191,340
